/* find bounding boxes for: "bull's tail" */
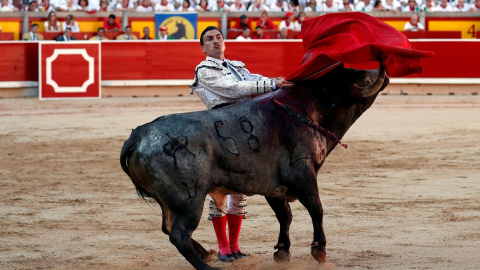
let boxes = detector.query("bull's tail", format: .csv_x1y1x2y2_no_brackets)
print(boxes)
120,130,152,200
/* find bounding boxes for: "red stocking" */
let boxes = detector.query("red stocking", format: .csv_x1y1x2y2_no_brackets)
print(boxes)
212,215,231,255
227,214,243,253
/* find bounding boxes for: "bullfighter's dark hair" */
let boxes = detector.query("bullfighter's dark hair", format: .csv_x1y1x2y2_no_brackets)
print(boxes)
200,26,223,46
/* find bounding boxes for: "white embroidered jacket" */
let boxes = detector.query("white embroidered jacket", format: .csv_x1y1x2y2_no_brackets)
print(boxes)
190,56,275,110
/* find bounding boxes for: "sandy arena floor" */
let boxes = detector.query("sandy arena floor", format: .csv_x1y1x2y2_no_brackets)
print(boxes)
0,94,479,270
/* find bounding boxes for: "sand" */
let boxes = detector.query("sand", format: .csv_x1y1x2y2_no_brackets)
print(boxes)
1,94,479,270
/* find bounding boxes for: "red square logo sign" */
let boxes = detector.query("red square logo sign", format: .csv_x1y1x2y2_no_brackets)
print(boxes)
39,42,101,99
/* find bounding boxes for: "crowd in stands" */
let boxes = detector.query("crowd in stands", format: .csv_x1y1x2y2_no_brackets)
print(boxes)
1,0,476,41
1,0,479,13
18,11,178,40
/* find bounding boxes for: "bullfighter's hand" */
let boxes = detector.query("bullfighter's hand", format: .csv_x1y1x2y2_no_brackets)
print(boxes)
273,77,294,89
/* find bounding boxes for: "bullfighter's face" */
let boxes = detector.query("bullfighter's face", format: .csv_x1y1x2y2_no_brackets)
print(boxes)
201,29,225,60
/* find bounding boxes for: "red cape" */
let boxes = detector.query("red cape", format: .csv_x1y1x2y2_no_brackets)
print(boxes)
285,12,435,81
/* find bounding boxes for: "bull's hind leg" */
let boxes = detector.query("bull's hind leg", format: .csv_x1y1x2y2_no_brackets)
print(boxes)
155,198,214,264
169,202,219,270
265,196,292,262
296,180,327,263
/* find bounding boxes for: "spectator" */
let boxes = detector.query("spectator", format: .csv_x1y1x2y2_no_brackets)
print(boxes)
58,0,79,11
23,23,44,41
89,27,109,40
252,25,269,39
158,26,174,40
137,0,154,10
44,11,61,32
40,0,55,11
420,0,437,11
248,0,270,11
55,27,77,41
195,0,212,11
453,0,470,11
235,27,251,40
116,0,135,10
103,14,121,32
404,13,424,31
11,0,25,11
469,0,480,11
77,0,89,11
402,0,417,11
279,11,295,31
178,0,194,10
381,0,401,11
96,0,109,10
294,11,305,31
289,0,301,11
278,27,289,39
339,0,354,10
155,0,174,10
355,0,373,11
229,0,246,11
1,0,19,11
323,0,339,12
27,0,38,11
372,0,385,10
304,0,319,11
232,14,251,30
116,25,138,40
215,0,230,11
270,0,288,11
141,26,152,39
256,11,277,30
62,14,80,32
436,0,453,11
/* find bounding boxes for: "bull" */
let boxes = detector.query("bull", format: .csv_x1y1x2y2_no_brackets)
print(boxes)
120,62,388,270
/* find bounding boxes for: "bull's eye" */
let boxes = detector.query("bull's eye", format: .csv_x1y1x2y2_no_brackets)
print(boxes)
365,77,372,87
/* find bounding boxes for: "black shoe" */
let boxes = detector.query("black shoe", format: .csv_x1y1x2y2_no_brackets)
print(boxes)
233,251,247,260
218,251,235,262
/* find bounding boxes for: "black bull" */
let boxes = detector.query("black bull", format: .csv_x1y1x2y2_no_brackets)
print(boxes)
120,64,388,270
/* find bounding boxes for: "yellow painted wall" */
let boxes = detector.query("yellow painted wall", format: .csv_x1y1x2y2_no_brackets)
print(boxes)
77,21,105,32
429,20,480,39
132,21,155,38
0,21,20,40
34,21,104,33
383,20,409,31
197,20,217,39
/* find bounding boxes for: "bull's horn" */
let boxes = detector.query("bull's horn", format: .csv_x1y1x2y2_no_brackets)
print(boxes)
349,62,385,98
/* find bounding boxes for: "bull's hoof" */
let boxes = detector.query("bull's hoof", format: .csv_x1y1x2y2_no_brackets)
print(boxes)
201,249,216,263
273,244,291,262
311,241,326,262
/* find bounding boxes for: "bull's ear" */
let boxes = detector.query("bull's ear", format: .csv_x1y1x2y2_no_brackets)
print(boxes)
348,62,386,98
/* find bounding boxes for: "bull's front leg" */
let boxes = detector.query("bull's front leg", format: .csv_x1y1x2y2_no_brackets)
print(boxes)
296,179,327,263
265,196,292,262
169,202,219,270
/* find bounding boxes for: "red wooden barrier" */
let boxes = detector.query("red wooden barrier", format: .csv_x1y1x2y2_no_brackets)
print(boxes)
0,33,14,40
100,41,304,80
1,40,480,83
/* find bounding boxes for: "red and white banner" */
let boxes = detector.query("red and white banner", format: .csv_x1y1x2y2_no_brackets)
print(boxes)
39,42,101,99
